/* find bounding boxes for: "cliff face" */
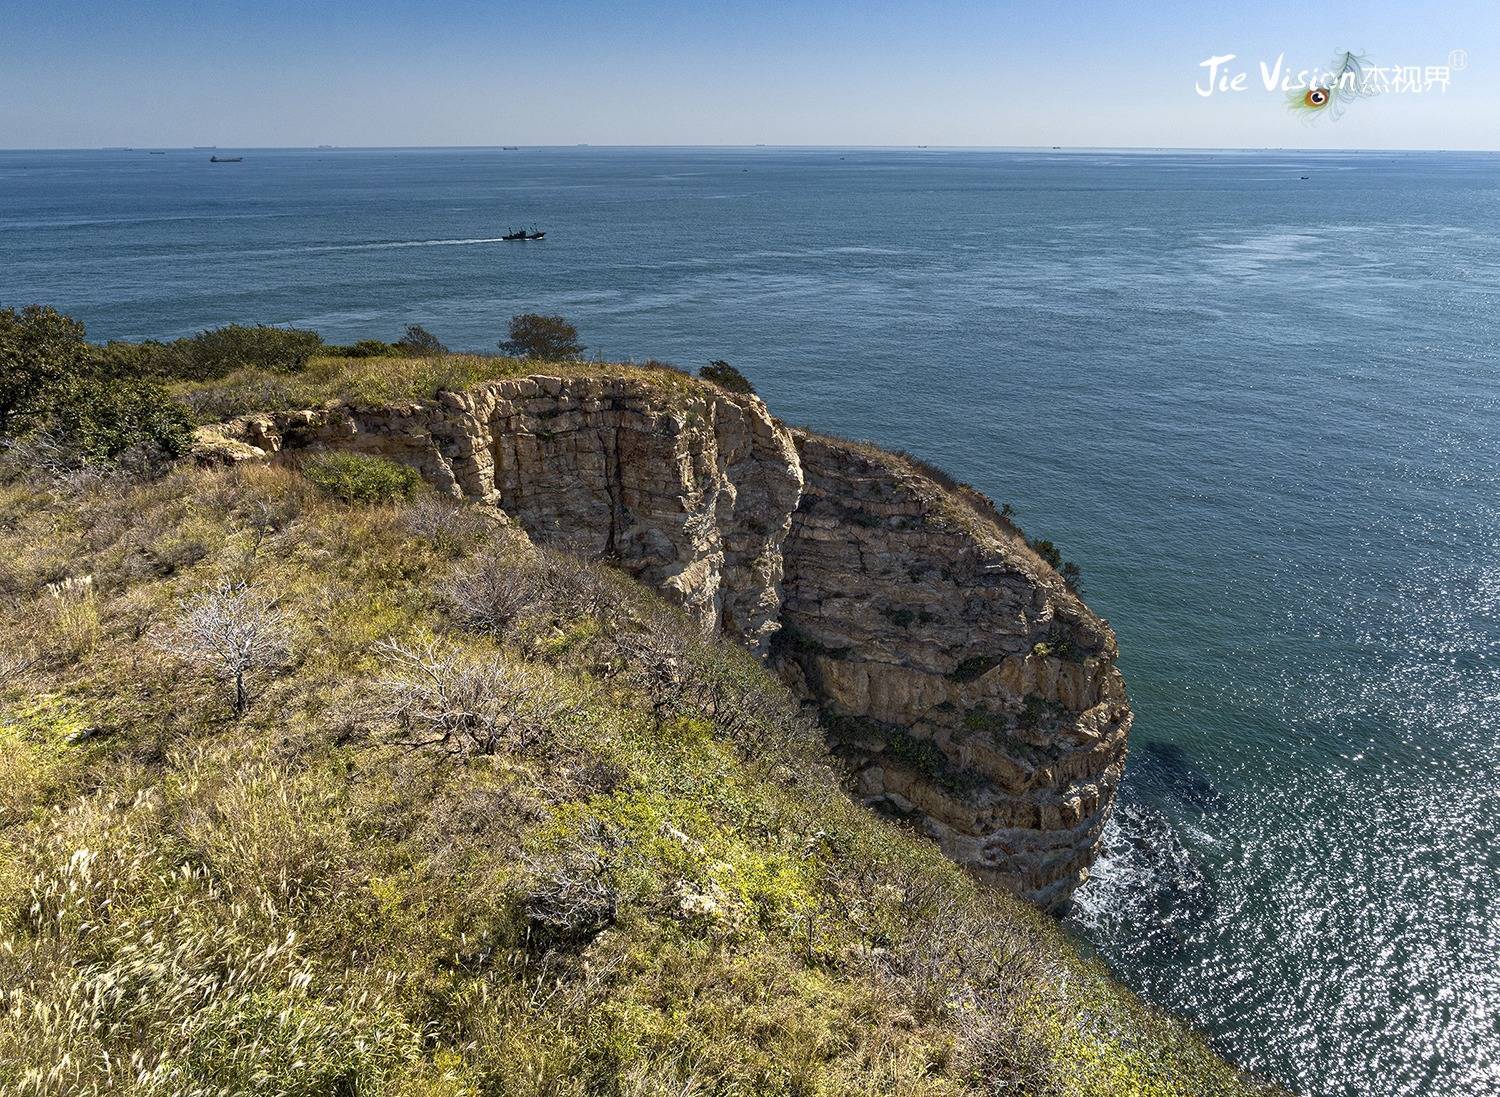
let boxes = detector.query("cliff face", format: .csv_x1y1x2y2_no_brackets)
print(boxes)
197,373,1130,910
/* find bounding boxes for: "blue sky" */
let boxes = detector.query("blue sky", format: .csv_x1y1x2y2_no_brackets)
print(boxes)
2,0,1496,149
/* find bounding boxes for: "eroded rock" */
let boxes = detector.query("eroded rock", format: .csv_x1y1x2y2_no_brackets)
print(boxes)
196,373,1130,911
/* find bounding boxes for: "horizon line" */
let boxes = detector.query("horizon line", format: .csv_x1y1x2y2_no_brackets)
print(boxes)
2,143,1496,154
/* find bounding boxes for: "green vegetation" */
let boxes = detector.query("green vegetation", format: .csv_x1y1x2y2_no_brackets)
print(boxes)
326,326,447,360
500,312,584,360
881,605,919,628
169,352,702,423
700,358,756,394
5,307,685,429
0,451,1270,1096
395,323,446,356
1031,626,1079,662
330,338,401,358
303,452,423,504
768,622,848,660
1,305,1081,610
167,323,325,379
92,322,326,382
1027,537,1082,593
963,707,1010,735
1,306,194,465
0,306,93,434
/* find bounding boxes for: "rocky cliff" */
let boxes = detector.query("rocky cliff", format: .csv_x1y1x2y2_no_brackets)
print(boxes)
197,372,1130,910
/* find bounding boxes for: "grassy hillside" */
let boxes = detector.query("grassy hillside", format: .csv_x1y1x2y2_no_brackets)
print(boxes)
0,445,1268,1094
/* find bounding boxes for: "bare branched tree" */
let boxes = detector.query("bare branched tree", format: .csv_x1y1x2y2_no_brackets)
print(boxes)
400,494,492,557
622,634,689,722
2,432,126,496
522,819,618,951
368,636,565,755
442,545,619,642
155,580,289,717
441,554,540,636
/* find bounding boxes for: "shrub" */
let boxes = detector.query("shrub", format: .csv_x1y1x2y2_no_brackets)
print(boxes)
47,377,194,462
521,823,619,951
367,636,564,755
175,370,308,423
443,554,542,636
174,324,325,380
0,307,193,466
90,338,156,378
303,452,422,504
399,494,494,556
1020,695,1066,727
443,546,619,642
499,313,583,360
881,606,918,628
948,654,1000,683
1026,537,1082,591
1029,538,1062,569
395,324,446,356
0,305,92,435
699,359,755,394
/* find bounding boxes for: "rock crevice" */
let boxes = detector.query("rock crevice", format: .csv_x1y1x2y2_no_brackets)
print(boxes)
198,373,1130,910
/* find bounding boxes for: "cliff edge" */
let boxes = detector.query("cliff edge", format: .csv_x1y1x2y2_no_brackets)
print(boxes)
197,372,1130,910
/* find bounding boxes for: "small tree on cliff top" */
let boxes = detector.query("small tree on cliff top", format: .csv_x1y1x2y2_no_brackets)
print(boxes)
699,360,755,395
396,324,446,356
500,313,583,361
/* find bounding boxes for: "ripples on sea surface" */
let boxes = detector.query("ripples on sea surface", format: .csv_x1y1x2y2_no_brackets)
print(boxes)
2,146,1497,1097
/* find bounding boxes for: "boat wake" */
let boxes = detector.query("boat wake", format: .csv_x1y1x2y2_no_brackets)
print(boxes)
302,237,518,253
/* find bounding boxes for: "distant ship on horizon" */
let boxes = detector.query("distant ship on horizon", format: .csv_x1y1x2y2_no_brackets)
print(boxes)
209,155,243,163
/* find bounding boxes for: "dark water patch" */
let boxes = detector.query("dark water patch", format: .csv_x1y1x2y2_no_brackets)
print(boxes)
1132,740,1226,813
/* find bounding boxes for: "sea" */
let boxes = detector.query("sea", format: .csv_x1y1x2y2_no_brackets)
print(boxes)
1,146,1496,1097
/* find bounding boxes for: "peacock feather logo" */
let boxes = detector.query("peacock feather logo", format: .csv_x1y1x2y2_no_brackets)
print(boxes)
1288,51,1376,120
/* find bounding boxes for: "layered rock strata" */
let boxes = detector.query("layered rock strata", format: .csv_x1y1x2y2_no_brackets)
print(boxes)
198,373,1130,910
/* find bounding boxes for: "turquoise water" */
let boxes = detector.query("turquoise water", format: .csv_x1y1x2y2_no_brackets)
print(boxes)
2,147,1497,1097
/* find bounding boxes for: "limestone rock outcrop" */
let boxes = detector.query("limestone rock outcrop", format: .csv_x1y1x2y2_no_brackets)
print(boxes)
197,372,1130,910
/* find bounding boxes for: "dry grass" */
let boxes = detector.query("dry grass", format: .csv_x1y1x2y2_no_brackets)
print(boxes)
0,453,1274,1097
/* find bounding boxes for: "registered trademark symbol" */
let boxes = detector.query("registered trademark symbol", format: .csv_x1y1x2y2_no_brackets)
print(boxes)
1449,49,1469,71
